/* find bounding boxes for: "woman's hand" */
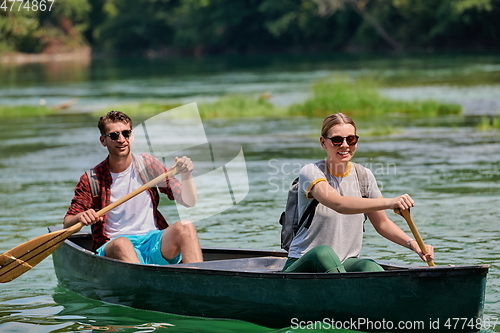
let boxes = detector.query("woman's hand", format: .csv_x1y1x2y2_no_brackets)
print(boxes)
388,194,414,211
409,241,435,263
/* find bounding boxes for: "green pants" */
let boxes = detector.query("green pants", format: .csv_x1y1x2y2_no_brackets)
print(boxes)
282,245,384,273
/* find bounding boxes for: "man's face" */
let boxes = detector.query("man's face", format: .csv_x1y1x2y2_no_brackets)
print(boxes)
99,121,133,158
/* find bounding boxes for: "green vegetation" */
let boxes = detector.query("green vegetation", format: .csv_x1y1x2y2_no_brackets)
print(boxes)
289,79,462,118
1,0,499,56
0,78,462,122
359,125,404,137
94,102,183,118
0,105,57,118
198,95,287,119
477,116,500,130
91,96,285,119
0,0,90,54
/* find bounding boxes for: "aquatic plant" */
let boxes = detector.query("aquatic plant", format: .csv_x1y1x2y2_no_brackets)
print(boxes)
477,116,500,131
0,105,55,118
289,78,462,118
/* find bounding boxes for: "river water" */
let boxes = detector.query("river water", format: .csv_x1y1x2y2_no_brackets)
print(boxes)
0,53,500,332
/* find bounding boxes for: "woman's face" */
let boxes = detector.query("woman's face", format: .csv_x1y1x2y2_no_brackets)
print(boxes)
320,123,357,164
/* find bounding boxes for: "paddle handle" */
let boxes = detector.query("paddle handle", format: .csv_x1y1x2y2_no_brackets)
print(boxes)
70,165,179,233
394,208,435,267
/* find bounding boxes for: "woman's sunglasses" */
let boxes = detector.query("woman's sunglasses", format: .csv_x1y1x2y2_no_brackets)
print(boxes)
102,130,132,141
324,135,359,146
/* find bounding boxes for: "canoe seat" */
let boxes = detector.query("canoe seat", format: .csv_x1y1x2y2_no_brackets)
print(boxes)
174,256,287,273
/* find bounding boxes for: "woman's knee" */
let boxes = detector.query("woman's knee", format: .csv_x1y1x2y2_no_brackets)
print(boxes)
310,245,337,262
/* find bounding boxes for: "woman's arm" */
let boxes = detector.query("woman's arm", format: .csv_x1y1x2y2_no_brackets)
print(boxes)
310,180,414,214
367,210,435,262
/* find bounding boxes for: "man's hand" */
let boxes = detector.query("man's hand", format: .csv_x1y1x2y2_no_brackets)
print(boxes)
75,209,103,226
175,156,194,175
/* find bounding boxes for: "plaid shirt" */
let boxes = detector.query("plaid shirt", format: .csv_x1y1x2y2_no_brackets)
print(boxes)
65,153,184,251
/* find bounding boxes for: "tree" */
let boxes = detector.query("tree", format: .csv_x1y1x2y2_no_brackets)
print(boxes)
312,0,403,50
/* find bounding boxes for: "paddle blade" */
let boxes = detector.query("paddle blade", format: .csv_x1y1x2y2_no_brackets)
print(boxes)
0,226,78,283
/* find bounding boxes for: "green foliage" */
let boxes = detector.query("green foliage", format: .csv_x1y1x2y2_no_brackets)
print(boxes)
0,10,40,53
0,0,91,55
2,0,500,55
289,77,462,118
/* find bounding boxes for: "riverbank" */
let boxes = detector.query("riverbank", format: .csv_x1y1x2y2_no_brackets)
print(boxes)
0,47,91,65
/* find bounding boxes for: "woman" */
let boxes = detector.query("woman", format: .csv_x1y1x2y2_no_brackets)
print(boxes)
283,113,434,273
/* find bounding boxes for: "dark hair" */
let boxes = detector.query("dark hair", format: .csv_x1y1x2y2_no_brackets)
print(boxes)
98,111,132,135
321,113,357,137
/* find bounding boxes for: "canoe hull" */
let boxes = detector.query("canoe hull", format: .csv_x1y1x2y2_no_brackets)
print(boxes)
51,231,488,332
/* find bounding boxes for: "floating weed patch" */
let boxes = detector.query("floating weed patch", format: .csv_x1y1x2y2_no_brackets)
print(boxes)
198,95,287,119
94,102,182,118
0,105,57,118
477,116,500,131
289,78,462,118
360,124,404,136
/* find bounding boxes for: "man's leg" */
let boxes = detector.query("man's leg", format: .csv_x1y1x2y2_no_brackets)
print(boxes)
161,221,203,263
104,237,141,263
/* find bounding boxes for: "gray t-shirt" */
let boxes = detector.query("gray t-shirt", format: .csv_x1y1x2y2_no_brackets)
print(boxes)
288,160,382,261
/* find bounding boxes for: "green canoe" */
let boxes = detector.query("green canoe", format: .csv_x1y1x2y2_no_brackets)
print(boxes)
49,227,489,332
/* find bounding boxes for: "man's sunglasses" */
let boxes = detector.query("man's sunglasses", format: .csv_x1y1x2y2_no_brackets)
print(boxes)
324,135,359,146
102,130,132,141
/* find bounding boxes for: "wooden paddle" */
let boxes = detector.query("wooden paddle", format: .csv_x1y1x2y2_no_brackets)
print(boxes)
394,208,435,267
0,165,179,283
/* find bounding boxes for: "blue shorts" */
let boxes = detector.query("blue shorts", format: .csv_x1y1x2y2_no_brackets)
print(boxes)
96,229,182,265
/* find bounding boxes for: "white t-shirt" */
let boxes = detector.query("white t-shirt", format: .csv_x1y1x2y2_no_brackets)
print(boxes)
105,162,156,238
288,160,382,262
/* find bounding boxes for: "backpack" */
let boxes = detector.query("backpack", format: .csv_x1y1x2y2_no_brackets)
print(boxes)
279,162,369,252
85,154,148,210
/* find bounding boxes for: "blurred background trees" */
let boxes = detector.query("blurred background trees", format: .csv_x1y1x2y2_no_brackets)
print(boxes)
1,0,498,56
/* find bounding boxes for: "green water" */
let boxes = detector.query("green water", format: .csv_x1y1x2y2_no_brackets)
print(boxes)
0,53,500,332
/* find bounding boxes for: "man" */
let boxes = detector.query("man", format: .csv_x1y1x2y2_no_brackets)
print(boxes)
64,111,203,264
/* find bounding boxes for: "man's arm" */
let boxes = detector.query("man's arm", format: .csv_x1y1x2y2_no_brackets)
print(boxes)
64,209,103,228
63,174,102,227
175,156,197,207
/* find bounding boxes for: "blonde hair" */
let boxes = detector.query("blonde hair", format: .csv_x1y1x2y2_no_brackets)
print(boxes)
321,113,356,137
